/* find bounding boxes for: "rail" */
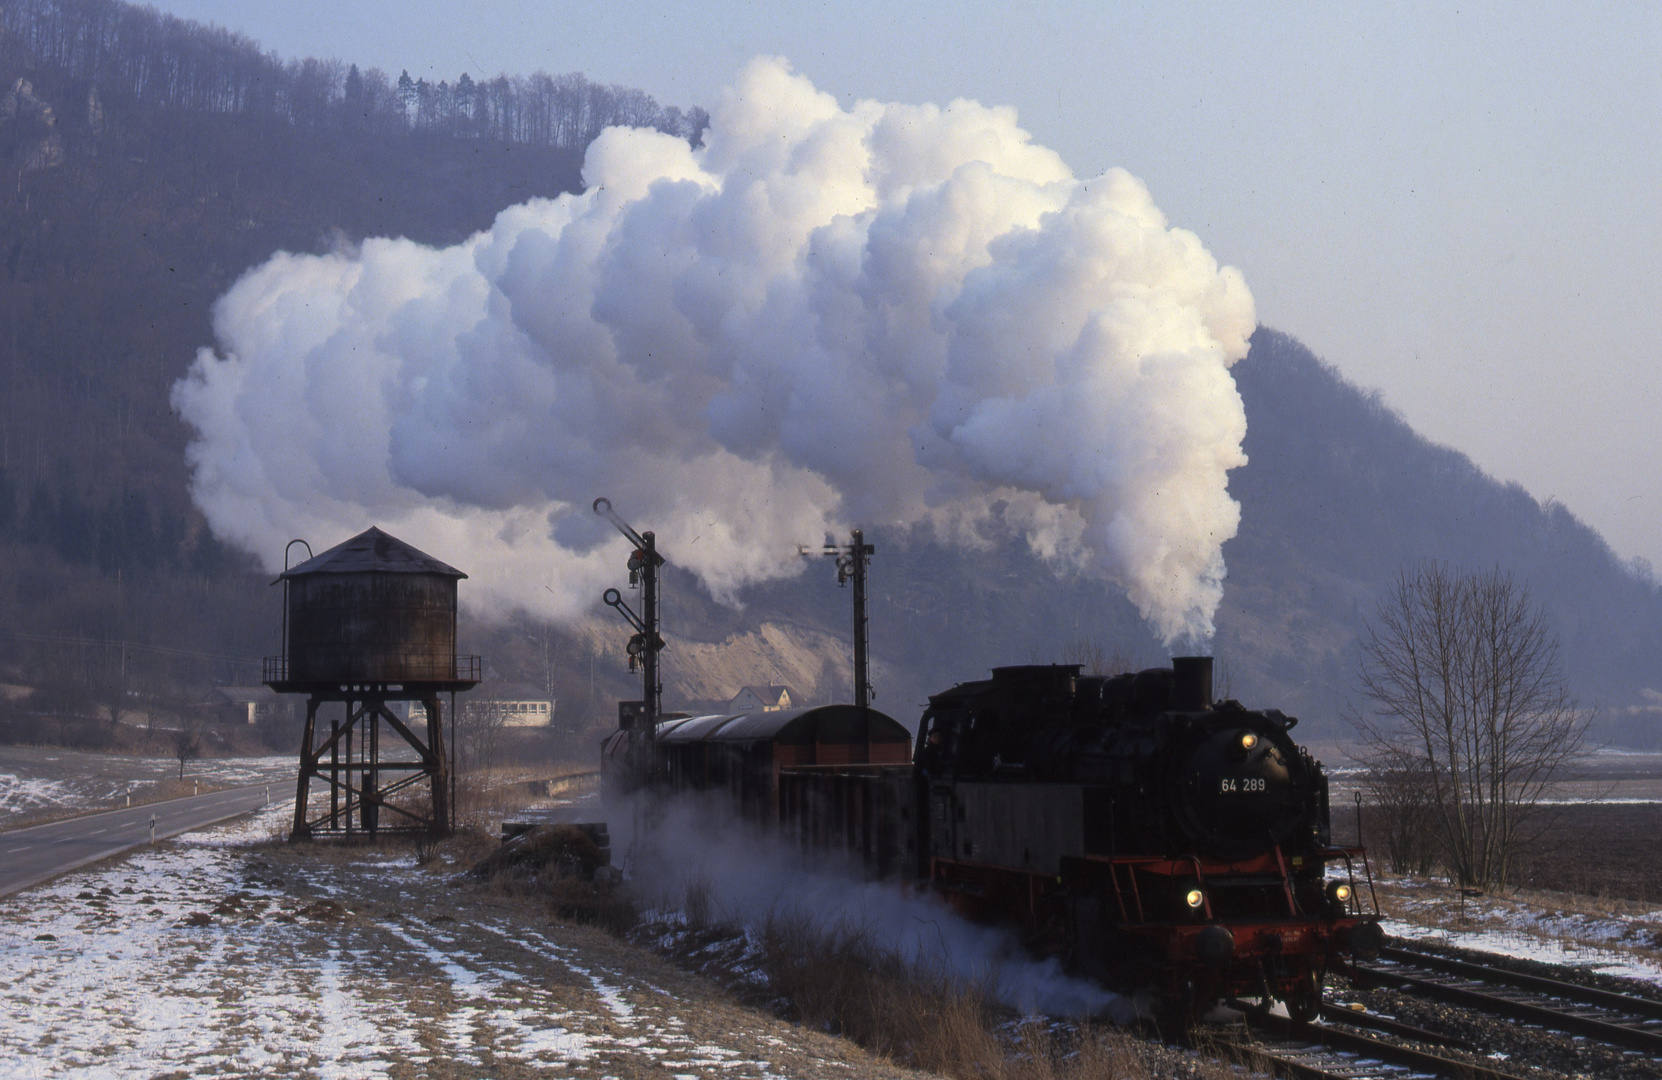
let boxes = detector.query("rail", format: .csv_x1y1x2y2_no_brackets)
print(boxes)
1354,945,1662,1055
1222,1005,1533,1080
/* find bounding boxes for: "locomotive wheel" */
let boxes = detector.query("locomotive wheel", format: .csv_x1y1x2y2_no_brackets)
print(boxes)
1283,970,1321,1025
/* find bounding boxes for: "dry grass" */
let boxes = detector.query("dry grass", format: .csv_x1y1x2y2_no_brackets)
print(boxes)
471,824,636,934
746,909,1211,1080
452,770,541,824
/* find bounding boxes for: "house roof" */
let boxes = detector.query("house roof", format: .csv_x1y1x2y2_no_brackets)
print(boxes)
733,684,793,706
478,682,552,703
212,685,280,705
280,526,466,579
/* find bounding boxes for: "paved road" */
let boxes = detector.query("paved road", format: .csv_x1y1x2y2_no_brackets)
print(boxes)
0,784,286,897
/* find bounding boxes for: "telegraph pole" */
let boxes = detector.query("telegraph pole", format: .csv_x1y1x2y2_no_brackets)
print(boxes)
806,529,875,712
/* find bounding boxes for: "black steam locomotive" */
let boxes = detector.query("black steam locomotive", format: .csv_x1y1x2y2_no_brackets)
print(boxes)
605,656,1382,1020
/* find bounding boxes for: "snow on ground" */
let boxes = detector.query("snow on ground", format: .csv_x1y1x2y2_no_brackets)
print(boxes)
0,807,920,1079
0,774,77,820
1386,919,1662,985
1373,873,1662,987
0,747,294,825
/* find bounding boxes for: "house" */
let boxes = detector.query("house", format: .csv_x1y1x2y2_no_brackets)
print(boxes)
209,686,291,726
461,684,556,728
728,685,795,713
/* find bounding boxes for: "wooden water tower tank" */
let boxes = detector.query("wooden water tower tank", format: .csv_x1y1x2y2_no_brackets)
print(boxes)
270,525,476,689
265,526,480,839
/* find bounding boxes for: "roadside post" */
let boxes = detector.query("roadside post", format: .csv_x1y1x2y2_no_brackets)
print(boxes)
148,815,156,845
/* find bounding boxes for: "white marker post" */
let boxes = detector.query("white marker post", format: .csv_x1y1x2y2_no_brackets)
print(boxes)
148,816,156,845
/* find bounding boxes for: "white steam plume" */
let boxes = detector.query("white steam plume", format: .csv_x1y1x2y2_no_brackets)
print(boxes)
620,793,1137,1020
172,57,1255,643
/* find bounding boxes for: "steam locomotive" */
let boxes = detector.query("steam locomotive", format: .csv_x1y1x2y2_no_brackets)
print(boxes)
603,656,1382,1021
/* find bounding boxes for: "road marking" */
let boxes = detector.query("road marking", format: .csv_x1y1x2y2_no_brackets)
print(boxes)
89,829,106,835
4,845,28,853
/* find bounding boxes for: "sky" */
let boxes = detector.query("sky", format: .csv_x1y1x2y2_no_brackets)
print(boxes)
147,0,1662,572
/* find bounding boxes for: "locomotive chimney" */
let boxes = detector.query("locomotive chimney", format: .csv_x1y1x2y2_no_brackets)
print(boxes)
1171,656,1213,711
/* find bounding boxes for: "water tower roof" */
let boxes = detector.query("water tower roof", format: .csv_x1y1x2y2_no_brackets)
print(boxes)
281,526,466,579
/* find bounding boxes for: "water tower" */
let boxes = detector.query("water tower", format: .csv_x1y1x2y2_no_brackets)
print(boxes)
264,526,480,839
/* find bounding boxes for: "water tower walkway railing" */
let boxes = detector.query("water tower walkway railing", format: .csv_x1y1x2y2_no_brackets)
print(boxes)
263,654,482,688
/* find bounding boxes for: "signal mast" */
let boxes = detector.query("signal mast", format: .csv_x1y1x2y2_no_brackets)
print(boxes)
594,497,665,779
805,529,875,716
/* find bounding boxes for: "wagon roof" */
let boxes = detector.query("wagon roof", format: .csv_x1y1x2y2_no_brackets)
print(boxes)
280,526,466,579
657,704,910,745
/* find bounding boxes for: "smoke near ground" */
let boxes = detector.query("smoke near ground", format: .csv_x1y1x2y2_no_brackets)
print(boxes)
172,57,1255,644
615,792,1136,1021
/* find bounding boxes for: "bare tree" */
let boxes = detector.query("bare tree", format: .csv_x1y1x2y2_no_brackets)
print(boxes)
173,722,202,780
1059,637,1137,677
1359,758,1440,876
1351,563,1588,890
455,694,511,778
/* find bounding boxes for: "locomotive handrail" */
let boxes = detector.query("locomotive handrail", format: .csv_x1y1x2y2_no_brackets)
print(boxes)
1318,846,1381,918
1187,854,1212,920
1095,853,1214,922
1272,845,1300,916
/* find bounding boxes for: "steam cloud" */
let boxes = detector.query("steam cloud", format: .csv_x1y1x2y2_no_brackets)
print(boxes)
620,794,1136,1020
172,57,1255,643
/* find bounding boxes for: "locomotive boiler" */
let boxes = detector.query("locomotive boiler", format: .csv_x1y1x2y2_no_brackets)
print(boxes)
610,656,1382,1021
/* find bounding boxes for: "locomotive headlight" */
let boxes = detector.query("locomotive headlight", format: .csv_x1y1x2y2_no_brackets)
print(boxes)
1327,881,1353,910
1185,888,1205,909
1239,732,1258,751
1333,884,1352,902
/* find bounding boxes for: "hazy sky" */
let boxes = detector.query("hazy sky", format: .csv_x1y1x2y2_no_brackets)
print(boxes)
148,1,1662,571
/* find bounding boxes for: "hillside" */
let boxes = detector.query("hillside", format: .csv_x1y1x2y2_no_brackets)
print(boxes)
719,331,1662,745
1,0,1658,749
1217,330,1662,744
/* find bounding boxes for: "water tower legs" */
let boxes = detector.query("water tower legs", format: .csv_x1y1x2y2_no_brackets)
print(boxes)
289,692,453,840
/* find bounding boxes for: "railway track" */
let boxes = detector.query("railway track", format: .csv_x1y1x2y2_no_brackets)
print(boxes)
1353,943,1662,1055
1216,1006,1531,1080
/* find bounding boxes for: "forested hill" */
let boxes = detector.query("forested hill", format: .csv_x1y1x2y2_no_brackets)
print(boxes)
0,0,692,709
0,0,701,541
2,0,1659,748
1212,330,1662,745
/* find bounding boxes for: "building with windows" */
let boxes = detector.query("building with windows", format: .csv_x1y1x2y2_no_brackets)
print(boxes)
727,685,795,713
461,684,555,727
